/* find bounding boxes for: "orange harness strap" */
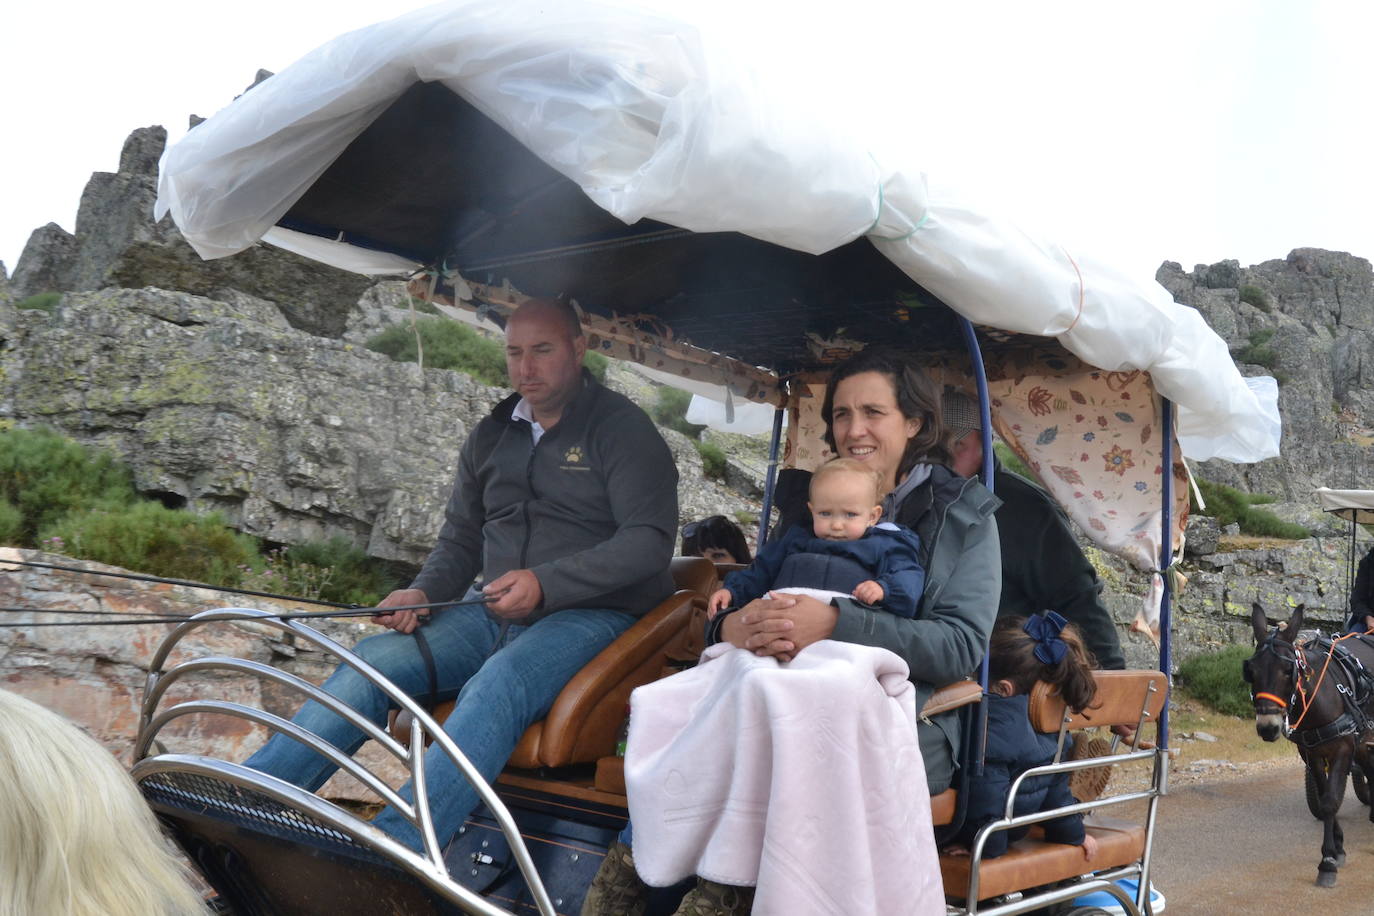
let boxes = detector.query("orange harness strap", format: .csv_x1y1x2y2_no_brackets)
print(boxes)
1254,692,1288,709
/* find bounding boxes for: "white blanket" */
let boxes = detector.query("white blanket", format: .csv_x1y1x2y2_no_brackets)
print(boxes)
624,641,943,916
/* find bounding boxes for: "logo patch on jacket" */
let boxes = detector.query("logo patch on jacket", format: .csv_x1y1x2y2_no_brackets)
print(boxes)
561,445,591,470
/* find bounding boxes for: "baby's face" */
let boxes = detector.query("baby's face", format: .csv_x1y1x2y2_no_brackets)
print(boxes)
808,472,881,541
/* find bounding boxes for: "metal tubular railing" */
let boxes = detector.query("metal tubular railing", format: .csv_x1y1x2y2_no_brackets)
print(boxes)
137,607,556,916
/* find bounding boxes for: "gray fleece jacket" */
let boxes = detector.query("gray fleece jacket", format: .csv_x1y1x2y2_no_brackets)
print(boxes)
410,372,678,620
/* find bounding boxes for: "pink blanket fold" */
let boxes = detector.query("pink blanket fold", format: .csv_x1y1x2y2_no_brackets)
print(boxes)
624,640,944,916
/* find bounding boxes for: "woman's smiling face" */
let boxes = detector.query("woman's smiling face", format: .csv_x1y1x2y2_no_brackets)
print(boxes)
828,371,920,493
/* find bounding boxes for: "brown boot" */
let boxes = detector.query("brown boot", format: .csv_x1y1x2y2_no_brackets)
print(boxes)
580,840,650,916
672,878,755,915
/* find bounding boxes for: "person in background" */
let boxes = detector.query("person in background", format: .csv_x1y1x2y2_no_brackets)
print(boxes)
1345,544,1374,633
680,514,752,565
942,389,1126,670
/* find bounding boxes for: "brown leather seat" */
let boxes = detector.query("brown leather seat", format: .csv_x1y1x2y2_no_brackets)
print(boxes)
390,556,716,767
940,669,1168,902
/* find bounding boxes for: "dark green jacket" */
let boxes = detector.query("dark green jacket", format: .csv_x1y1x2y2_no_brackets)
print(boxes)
991,466,1125,669
410,373,678,620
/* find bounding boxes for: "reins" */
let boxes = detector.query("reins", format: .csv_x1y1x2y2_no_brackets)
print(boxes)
1269,628,1374,735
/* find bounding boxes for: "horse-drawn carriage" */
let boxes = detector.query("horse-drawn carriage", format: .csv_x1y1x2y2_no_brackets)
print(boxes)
138,2,1281,912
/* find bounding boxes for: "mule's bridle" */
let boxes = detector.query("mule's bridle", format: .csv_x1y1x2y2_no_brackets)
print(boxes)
1246,629,1306,729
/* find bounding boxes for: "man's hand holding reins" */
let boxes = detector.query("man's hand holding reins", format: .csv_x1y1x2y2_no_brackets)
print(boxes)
484,569,544,619
372,588,430,634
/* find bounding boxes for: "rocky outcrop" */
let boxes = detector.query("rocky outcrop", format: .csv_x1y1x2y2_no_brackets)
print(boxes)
1158,250,1374,503
11,127,371,337
0,286,757,567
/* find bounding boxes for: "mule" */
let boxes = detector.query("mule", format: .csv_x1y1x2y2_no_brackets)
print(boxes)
1244,602,1374,887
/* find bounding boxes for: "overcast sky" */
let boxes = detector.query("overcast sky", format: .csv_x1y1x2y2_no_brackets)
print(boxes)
3,1,1371,284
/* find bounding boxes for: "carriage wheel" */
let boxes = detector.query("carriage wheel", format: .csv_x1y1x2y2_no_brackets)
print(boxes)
1306,759,1348,818
1353,762,1371,806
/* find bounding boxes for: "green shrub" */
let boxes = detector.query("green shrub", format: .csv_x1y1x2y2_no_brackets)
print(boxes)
1175,644,1255,717
993,441,1038,481
695,441,728,480
733,510,757,526
1238,285,1271,312
275,535,399,607
0,428,137,544
651,387,705,439
17,291,62,312
41,502,262,588
583,351,609,383
367,318,510,385
0,499,22,544
1191,477,1310,540
406,296,440,315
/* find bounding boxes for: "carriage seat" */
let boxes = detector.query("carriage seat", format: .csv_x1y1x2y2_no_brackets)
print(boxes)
390,556,717,768
939,669,1168,901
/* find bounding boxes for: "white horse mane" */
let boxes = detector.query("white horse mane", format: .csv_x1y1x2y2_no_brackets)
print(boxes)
0,689,208,916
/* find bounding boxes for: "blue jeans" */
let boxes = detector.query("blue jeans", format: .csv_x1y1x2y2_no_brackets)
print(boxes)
245,601,635,850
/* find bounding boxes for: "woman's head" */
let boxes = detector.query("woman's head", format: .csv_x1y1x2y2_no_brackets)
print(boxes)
821,349,944,493
0,689,208,916
989,614,1099,713
681,515,752,564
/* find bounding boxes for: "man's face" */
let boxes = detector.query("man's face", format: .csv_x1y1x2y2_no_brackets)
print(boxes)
505,306,587,419
949,429,984,479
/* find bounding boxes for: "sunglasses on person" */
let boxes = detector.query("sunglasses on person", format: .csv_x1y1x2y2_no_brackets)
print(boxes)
681,516,728,539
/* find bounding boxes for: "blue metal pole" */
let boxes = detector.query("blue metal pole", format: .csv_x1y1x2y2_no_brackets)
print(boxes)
1158,397,1175,750
957,317,995,775
756,405,786,548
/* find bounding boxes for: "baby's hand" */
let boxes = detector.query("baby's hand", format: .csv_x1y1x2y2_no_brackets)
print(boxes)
1081,833,1098,861
853,580,884,605
707,588,733,620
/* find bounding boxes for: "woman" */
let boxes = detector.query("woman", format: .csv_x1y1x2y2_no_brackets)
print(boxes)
585,350,1001,915
711,348,1000,792
680,515,753,565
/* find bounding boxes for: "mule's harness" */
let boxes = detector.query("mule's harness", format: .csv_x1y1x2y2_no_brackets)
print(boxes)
1259,629,1374,749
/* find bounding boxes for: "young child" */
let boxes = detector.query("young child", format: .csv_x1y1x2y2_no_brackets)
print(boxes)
708,458,924,620
950,612,1101,861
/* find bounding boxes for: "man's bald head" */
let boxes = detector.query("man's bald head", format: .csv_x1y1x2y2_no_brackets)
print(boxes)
504,298,588,426
507,298,583,342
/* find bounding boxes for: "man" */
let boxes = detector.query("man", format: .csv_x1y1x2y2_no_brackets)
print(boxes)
943,390,1125,670
246,298,679,849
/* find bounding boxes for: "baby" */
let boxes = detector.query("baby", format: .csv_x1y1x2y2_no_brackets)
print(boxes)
708,458,924,620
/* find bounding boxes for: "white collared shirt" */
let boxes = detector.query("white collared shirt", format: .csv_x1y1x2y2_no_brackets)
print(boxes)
512,397,547,445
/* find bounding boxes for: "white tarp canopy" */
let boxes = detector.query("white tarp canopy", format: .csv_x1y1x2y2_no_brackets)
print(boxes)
1316,487,1374,524
155,0,1280,464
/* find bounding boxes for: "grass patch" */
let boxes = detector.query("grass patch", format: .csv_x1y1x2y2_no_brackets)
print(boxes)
17,291,61,312
1175,644,1255,717
651,386,705,439
1234,328,1289,384
367,318,509,386
1192,477,1309,540
695,441,728,480
1238,285,1271,312
733,510,757,526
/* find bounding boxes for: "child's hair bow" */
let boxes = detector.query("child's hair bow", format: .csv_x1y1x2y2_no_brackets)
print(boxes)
1024,610,1069,665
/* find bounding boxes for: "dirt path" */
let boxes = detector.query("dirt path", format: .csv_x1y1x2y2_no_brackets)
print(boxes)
1152,755,1374,914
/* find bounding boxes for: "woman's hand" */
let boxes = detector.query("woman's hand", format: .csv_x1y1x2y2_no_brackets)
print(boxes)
720,592,839,661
